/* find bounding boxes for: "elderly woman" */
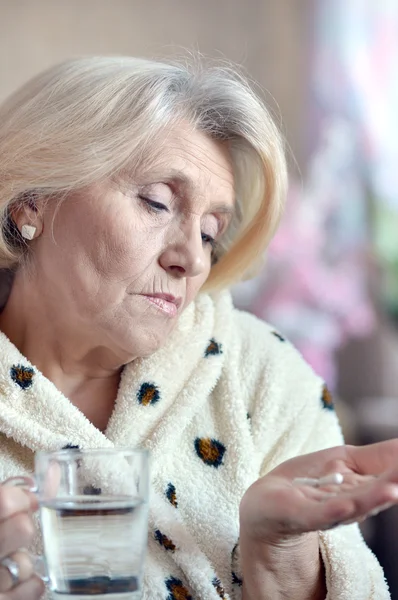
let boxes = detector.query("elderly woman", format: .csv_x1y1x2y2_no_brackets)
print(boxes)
0,56,396,600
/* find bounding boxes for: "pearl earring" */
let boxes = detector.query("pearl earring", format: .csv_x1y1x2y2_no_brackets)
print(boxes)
21,224,36,240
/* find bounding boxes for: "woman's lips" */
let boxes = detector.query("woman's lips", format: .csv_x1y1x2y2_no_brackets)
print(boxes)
141,294,181,317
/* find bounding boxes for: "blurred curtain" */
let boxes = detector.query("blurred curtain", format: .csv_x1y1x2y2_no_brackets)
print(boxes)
234,0,398,391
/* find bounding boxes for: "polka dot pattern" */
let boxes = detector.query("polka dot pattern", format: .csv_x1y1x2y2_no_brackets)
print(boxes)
137,382,160,406
321,384,334,410
165,576,192,600
194,438,226,468
212,577,227,598
231,543,243,587
205,338,222,357
10,364,34,390
271,331,286,342
154,530,176,552
232,572,243,587
166,483,178,508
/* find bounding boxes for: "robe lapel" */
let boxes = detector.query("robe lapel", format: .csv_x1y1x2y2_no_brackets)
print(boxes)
0,291,240,599
0,332,111,452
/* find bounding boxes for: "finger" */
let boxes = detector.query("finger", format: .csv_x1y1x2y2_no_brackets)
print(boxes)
0,575,45,600
42,461,61,499
275,439,398,481
305,474,377,497
293,475,380,506
0,514,34,559
377,464,398,487
0,552,33,593
24,491,38,512
345,439,398,476
282,479,398,532
0,487,36,522
317,481,398,529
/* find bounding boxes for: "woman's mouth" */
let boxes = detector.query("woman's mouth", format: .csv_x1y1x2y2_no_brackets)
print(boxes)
140,294,182,317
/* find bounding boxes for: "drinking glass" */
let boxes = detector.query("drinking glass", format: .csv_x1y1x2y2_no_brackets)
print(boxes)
7,448,149,600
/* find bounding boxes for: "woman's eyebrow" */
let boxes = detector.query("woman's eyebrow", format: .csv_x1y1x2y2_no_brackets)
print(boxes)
138,168,235,215
161,169,196,191
166,171,235,214
209,204,235,216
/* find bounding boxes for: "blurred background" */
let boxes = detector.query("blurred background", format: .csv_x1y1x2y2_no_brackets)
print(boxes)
1,0,397,594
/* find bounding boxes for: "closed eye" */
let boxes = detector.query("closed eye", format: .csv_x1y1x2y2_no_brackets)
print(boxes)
201,233,217,248
138,196,169,213
140,193,217,249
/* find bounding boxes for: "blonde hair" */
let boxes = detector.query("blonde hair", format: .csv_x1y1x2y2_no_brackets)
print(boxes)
0,55,287,290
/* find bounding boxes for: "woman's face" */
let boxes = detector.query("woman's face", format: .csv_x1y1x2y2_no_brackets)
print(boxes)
31,126,235,360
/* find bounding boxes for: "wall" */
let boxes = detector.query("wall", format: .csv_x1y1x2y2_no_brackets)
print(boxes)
0,0,313,169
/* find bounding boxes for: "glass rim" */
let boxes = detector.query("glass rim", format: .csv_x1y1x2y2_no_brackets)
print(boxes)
35,447,149,461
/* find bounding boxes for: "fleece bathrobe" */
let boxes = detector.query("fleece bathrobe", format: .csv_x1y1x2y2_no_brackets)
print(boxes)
0,291,389,599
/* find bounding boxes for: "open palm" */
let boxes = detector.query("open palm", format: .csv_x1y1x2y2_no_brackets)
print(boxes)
240,439,398,542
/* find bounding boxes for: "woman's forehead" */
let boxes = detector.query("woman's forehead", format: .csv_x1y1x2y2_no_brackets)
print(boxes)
135,127,235,204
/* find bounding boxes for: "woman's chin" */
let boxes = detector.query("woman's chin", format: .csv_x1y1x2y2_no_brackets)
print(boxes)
115,328,173,361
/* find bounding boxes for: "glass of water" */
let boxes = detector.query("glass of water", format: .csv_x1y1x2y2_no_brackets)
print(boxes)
35,447,149,600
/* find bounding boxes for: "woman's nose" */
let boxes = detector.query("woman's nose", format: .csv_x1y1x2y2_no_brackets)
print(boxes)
159,226,207,278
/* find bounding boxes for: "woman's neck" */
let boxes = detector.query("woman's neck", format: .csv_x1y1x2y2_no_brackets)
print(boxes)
0,271,126,431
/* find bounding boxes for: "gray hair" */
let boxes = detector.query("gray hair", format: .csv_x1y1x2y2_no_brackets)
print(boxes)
0,55,287,289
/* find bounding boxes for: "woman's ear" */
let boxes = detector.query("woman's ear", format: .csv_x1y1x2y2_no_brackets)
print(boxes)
9,193,44,241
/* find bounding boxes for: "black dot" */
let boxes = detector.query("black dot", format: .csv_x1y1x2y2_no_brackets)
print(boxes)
212,577,227,598
154,530,176,552
166,483,178,508
205,338,222,357
194,438,226,468
137,382,160,406
271,331,286,342
321,384,334,411
232,572,243,587
10,364,35,390
165,576,192,600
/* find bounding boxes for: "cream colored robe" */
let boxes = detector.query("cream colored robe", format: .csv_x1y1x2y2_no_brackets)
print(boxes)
0,291,389,599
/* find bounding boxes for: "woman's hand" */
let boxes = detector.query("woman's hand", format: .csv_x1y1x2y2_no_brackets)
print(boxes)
240,439,398,542
0,484,44,599
239,439,398,600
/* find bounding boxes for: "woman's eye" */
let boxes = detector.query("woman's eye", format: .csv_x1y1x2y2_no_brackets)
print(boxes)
138,195,169,213
201,233,217,248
